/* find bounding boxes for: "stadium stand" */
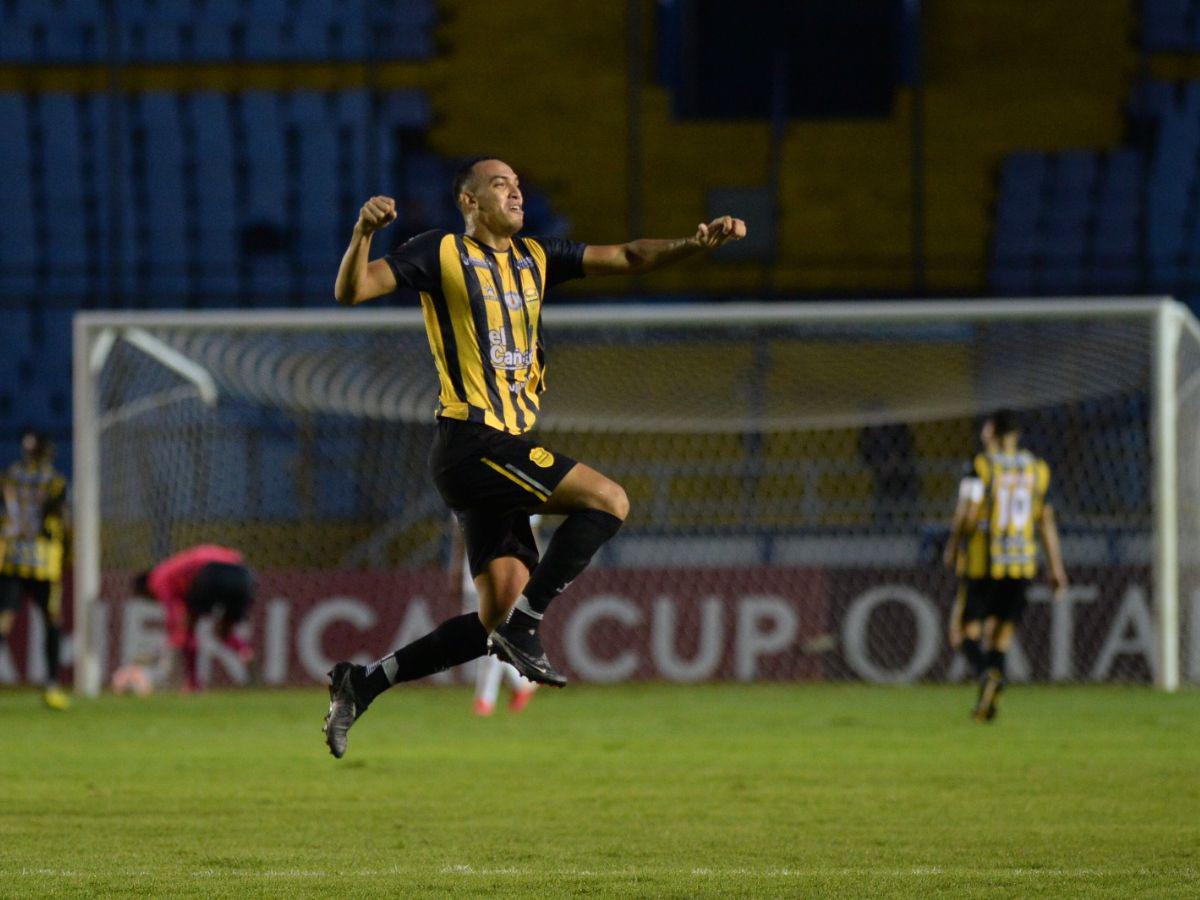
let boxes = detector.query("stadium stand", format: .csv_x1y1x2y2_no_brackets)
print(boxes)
990,148,1144,294
0,0,436,63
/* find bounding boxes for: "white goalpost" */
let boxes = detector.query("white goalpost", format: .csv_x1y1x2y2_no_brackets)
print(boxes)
71,298,1200,696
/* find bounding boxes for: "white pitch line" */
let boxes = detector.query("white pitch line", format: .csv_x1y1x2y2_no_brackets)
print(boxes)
8,865,1199,880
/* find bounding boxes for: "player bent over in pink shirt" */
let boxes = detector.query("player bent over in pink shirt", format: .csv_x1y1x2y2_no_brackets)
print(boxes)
133,545,255,691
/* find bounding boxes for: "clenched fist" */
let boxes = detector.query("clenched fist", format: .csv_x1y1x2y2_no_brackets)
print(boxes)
695,215,747,249
357,195,398,236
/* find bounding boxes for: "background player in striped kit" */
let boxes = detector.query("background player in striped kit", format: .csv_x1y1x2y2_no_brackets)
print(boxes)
964,410,1068,721
0,429,70,710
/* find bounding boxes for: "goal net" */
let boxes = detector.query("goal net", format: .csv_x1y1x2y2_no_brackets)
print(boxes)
62,299,1200,695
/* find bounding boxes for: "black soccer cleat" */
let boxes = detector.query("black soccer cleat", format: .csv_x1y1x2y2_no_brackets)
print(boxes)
489,622,568,688
323,662,366,758
972,670,1004,723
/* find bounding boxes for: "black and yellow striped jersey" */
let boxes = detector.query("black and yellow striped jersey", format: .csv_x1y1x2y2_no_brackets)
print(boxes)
956,454,991,580
1,461,68,583
386,230,587,435
978,449,1051,580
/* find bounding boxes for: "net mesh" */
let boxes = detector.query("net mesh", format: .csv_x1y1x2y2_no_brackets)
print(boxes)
75,305,1196,687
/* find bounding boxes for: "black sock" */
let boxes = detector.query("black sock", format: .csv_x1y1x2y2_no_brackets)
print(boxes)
961,637,984,676
44,625,61,685
985,648,1006,679
520,509,623,618
353,613,488,706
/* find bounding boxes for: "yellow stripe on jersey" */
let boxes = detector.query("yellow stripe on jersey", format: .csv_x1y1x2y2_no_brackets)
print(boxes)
480,456,550,502
985,451,1051,580
417,234,550,435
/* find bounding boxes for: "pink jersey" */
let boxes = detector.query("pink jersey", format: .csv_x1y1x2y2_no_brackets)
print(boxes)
147,544,244,607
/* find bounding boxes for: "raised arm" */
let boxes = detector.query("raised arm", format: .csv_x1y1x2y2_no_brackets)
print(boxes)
581,215,747,277
1038,503,1069,596
334,196,400,305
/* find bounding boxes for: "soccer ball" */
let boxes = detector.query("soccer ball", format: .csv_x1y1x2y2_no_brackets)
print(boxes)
110,664,154,696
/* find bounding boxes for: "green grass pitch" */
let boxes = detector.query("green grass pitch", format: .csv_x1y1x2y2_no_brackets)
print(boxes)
1,683,1198,898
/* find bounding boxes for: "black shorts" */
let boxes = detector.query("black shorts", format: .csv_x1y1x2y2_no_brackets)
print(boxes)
186,562,255,623
0,574,59,618
430,417,577,577
961,578,991,624
985,578,1029,624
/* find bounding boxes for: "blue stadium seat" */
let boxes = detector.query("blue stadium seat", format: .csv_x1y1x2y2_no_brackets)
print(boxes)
39,94,89,301
147,23,188,61
204,436,250,518
1102,150,1144,197
197,0,244,25
1128,79,1175,123
373,23,435,59
379,90,432,129
0,24,36,63
248,0,291,20
188,93,239,298
37,310,75,373
16,382,70,432
258,438,297,518
1089,263,1141,292
17,0,103,25
1040,222,1088,261
1052,151,1099,196
1093,221,1139,259
191,23,235,60
0,310,32,364
0,94,37,298
334,91,369,205
992,228,1037,261
994,194,1038,231
315,434,361,517
1043,197,1092,228
239,92,290,301
1036,265,1086,293
328,17,368,59
999,152,1047,191
1143,0,1192,47
238,22,285,59
292,93,340,298
990,264,1034,296
377,0,437,28
140,93,190,301
289,2,359,59
43,25,99,62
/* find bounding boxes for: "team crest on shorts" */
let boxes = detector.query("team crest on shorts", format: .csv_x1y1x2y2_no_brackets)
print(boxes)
529,447,555,468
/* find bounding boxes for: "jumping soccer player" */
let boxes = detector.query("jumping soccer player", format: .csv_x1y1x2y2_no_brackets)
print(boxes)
964,410,1068,721
324,156,745,757
133,544,256,691
943,414,1000,679
0,429,70,710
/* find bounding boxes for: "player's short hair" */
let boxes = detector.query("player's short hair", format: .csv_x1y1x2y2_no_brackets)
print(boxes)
990,409,1019,437
451,156,498,210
